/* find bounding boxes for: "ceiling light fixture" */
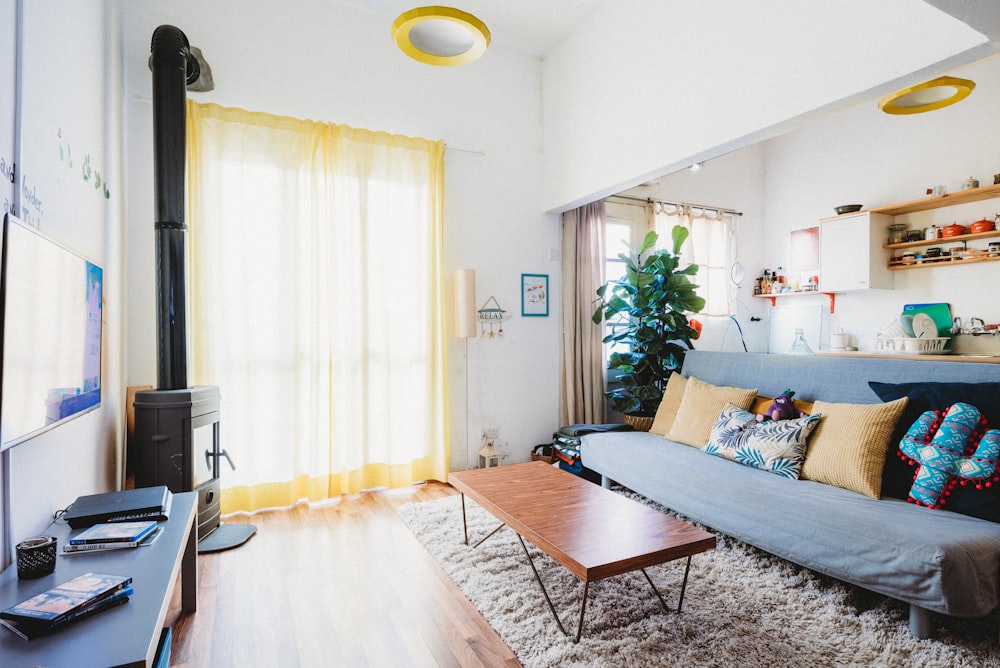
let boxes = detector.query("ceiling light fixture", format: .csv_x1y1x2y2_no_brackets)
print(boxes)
878,76,975,115
690,162,703,172
392,6,491,67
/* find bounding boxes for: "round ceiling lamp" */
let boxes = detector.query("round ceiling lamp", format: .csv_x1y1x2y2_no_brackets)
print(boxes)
878,76,976,115
392,6,490,66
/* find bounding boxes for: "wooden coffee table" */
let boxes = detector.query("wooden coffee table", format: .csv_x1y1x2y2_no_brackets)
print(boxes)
448,461,716,642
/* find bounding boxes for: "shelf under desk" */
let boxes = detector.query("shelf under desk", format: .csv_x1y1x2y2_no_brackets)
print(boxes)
0,491,197,667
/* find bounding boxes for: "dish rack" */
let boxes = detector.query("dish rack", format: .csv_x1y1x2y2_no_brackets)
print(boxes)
873,336,950,354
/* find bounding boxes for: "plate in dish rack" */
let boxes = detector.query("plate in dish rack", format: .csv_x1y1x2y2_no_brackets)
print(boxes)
873,337,950,354
912,313,938,339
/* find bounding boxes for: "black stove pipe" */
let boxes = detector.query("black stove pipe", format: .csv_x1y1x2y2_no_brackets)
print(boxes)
150,25,200,391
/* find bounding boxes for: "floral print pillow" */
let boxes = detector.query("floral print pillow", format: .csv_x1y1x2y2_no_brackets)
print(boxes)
704,403,822,479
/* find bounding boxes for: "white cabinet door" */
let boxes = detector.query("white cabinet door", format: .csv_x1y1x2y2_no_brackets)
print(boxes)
819,212,893,291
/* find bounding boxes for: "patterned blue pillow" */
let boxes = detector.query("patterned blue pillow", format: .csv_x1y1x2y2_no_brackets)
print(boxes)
704,404,823,479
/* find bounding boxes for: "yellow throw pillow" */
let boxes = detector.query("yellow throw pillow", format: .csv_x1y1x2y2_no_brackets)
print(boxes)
650,374,688,436
666,376,758,447
801,397,909,499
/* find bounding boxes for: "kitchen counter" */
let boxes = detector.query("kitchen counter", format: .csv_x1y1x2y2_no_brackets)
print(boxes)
817,350,1000,363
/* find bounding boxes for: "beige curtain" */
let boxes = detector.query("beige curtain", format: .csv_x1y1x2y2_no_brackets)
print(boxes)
186,101,448,513
560,201,607,425
651,202,736,316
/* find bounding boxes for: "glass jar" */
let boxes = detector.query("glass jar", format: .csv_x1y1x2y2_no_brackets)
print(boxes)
888,223,906,244
788,328,815,356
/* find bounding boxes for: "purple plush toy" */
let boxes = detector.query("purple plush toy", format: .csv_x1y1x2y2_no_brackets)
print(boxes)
757,388,808,422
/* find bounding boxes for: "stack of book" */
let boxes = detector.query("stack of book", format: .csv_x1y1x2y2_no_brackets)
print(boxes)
63,520,161,554
0,572,133,640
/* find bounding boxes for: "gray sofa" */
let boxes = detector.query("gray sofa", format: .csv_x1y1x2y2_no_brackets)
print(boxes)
581,350,1000,639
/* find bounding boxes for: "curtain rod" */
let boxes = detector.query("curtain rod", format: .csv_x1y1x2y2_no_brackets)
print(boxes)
608,194,743,217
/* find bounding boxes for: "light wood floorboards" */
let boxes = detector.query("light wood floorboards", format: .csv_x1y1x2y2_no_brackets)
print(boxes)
165,482,521,667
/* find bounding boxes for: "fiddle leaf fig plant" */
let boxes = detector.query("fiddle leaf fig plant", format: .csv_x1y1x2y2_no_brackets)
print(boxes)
591,226,705,417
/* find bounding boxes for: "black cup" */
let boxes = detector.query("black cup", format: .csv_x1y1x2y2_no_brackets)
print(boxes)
16,536,57,579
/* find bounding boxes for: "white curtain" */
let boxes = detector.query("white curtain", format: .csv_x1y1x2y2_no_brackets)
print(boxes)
651,202,736,317
186,101,448,513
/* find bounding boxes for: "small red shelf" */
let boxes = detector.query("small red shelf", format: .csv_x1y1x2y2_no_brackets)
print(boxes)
753,291,836,313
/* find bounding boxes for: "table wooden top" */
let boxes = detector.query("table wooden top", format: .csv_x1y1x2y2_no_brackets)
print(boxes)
449,462,715,582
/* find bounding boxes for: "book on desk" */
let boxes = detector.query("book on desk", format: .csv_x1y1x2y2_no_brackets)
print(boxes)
63,524,163,554
0,573,133,641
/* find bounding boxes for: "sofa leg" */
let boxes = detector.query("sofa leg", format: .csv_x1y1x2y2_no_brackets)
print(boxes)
908,604,934,639
601,475,612,490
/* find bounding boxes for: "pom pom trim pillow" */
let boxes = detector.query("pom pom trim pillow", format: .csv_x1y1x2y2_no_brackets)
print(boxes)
665,376,758,447
704,404,822,479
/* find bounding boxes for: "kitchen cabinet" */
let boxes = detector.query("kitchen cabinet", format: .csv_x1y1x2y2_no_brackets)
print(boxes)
819,211,894,291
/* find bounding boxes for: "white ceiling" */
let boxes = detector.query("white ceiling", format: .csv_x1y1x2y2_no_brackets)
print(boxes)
330,0,622,56
333,0,1000,59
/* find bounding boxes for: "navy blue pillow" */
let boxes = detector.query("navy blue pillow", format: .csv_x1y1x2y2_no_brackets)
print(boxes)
869,381,1000,522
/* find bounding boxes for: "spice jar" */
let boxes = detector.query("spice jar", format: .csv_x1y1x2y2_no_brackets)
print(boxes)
888,223,906,244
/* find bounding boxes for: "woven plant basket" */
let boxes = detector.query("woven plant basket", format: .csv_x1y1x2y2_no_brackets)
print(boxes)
622,414,654,432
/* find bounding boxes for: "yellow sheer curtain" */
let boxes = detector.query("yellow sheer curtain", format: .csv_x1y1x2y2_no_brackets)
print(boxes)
186,101,448,513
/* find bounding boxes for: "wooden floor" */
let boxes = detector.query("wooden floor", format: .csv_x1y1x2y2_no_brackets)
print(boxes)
164,482,521,667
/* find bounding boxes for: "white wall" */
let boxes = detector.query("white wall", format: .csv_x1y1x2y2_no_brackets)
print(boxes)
4,1,125,550
760,55,1000,351
618,145,773,353
541,0,988,213
121,0,560,473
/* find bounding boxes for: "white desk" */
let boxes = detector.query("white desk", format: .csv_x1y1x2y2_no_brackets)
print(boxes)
0,491,197,667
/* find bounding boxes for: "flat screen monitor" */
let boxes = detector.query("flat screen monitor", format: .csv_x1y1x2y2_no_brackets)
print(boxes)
0,213,103,451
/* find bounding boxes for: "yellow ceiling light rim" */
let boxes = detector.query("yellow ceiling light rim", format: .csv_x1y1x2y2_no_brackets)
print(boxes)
878,76,976,115
392,6,490,66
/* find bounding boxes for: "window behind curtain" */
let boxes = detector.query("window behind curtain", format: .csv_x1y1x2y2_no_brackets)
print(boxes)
652,202,736,317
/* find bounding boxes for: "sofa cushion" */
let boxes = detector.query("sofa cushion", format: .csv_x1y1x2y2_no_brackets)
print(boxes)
704,403,822,479
801,397,908,499
666,376,757,447
650,373,687,436
870,381,1000,521
871,381,1000,498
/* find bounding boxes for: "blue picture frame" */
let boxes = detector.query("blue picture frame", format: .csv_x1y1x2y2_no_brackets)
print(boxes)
521,273,548,317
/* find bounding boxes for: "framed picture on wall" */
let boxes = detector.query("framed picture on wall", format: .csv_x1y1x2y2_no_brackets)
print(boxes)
789,226,819,273
521,273,548,317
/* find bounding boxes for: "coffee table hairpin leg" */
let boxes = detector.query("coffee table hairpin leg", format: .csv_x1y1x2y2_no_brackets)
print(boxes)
459,493,506,548
517,537,691,644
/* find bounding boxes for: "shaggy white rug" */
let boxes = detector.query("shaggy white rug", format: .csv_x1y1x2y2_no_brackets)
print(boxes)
397,491,1000,668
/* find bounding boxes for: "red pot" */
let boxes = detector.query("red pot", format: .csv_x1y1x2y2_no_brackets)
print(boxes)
970,219,997,234
942,223,968,237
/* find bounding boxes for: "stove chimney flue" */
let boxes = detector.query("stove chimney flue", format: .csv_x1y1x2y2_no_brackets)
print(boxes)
150,24,195,390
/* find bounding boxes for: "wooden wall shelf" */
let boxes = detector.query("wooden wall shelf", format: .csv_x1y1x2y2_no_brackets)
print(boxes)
871,182,1000,217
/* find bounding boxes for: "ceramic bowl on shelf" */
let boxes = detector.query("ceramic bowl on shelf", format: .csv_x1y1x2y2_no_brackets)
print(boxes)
835,204,863,215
